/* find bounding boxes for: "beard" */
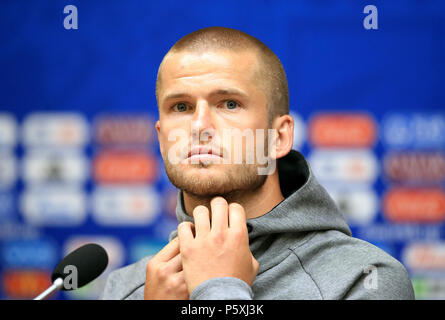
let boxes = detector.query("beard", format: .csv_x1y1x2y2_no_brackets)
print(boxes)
164,160,268,201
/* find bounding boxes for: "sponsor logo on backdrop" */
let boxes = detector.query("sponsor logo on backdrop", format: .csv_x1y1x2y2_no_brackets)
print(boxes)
93,151,158,184
290,111,306,150
0,223,40,240
308,113,377,148
411,276,445,300
382,113,445,149
2,270,52,299
383,151,445,183
356,224,441,243
0,114,17,147
308,149,378,183
22,113,88,148
403,243,445,271
323,185,378,225
1,238,58,269
91,186,160,226
20,186,87,226
383,188,445,223
63,235,124,300
93,114,154,145
0,193,14,222
22,149,88,184
0,152,16,189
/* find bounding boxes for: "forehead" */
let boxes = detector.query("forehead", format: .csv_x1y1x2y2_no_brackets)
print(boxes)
158,49,262,96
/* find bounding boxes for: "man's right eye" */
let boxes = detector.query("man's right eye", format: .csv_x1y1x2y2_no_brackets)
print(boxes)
173,103,188,112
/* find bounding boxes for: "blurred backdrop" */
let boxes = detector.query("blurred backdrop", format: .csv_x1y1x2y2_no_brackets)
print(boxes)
0,0,444,299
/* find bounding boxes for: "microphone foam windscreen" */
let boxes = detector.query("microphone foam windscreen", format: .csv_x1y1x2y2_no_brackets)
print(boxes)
51,243,109,290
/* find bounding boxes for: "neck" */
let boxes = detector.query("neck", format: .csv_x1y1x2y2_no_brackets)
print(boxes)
182,171,284,219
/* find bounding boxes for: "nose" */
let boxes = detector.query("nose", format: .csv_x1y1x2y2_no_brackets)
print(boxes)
191,99,215,143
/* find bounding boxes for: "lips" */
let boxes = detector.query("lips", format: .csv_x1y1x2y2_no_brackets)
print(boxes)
187,146,222,159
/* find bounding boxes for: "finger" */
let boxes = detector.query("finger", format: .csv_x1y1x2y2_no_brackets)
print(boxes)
177,221,195,246
228,202,247,233
165,252,183,273
192,205,211,237
153,237,180,263
210,197,228,232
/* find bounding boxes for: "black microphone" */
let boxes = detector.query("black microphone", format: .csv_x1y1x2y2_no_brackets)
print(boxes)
34,243,109,300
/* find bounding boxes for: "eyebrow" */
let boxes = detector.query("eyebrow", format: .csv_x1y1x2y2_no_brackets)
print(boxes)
211,88,249,98
162,88,249,103
162,92,193,101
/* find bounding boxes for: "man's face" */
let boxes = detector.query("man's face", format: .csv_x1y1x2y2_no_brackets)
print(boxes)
156,49,271,197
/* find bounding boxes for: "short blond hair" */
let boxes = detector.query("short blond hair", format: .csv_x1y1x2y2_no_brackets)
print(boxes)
156,27,289,120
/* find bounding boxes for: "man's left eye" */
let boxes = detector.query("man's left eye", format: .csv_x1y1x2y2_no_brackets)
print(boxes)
224,100,239,109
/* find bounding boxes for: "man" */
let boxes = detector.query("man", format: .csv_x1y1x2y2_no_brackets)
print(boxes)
101,27,415,300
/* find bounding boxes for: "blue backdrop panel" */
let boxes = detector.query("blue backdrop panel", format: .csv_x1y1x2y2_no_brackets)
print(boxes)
0,0,444,299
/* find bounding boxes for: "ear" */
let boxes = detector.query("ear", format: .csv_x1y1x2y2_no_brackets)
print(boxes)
155,120,164,155
271,114,294,160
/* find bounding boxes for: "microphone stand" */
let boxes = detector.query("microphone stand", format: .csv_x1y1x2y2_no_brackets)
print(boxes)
34,278,64,300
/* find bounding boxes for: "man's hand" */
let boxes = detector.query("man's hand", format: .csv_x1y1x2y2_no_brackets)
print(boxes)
144,237,189,300
178,197,259,294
